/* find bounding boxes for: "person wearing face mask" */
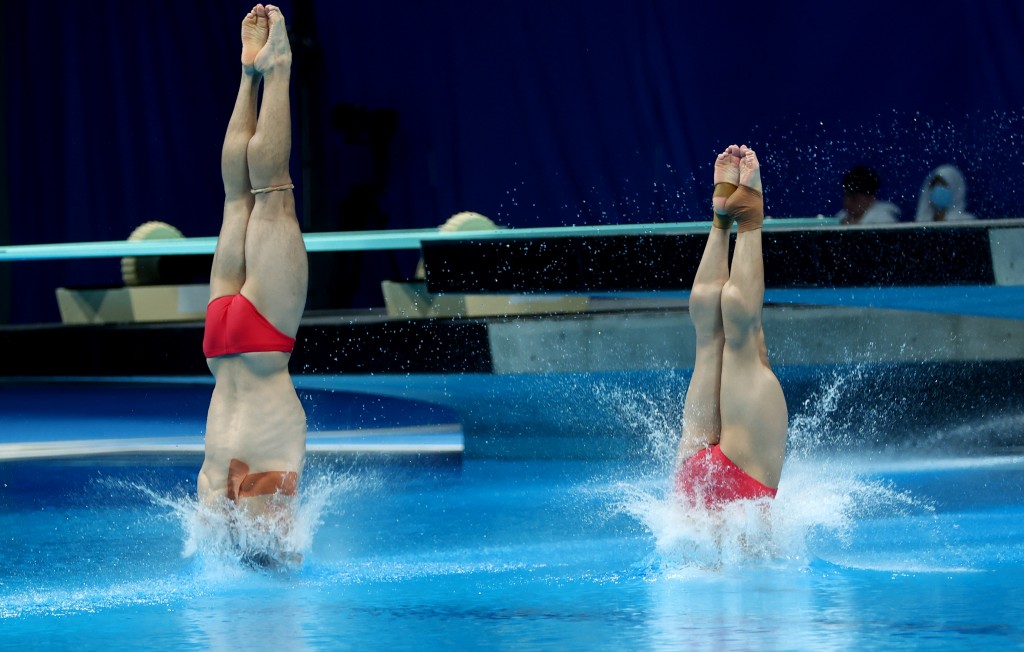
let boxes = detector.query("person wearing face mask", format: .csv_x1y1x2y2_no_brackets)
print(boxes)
914,165,977,222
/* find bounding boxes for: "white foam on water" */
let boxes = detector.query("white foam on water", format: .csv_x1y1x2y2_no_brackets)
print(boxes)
595,365,964,574
0,576,198,619
309,555,536,587
184,466,367,576
80,461,371,587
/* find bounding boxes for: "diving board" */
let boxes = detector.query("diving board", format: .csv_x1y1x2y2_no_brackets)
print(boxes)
0,219,835,261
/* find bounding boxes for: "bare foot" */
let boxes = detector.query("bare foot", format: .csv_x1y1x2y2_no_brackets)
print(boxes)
241,5,269,73
737,145,762,193
723,145,764,231
714,146,741,186
254,4,293,75
712,145,741,215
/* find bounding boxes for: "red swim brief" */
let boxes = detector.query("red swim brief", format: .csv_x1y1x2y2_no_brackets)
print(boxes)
675,444,777,509
203,294,296,358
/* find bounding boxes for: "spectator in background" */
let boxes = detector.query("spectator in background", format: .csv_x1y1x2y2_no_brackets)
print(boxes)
915,164,977,222
836,166,900,225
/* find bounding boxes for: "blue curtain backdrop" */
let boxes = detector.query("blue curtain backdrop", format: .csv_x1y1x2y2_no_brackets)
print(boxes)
5,1,1024,322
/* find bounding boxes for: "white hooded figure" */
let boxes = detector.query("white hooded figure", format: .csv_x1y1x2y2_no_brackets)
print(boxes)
915,164,977,222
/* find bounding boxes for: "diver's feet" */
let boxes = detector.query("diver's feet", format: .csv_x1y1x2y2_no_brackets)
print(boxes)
714,146,741,187
253,5,292,76
737,146,762,193
241,5,269,74
712,146,741,216
724,146,764,232
711,146,740,229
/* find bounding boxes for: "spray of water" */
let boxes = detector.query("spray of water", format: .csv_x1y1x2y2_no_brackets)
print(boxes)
126,463,369,576
495,109,1023,227
593,365,937,573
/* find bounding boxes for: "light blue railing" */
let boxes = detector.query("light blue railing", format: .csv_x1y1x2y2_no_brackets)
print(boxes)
0,219,838,261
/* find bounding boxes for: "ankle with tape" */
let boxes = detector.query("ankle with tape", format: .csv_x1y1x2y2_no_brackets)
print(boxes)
251,183,295,195
724,185,764,233
712,182,737,229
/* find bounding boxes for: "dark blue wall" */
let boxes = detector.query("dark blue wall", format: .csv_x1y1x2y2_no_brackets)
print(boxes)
5,1,1024,322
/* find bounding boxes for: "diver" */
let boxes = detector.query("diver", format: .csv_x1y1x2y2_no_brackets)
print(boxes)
675,145,788,508
197,4,307,567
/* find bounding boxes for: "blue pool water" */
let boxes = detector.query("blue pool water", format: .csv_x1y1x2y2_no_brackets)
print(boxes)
2,382,1024,650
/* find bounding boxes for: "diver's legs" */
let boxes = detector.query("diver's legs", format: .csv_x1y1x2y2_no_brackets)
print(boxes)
677,147,739,463
718,148,787,487
239,5,308,336
209,6,267,301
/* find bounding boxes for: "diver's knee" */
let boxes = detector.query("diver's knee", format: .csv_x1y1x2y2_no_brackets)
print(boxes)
690,280,724,308
720,281,756,324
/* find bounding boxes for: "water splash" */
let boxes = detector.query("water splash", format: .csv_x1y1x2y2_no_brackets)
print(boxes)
595,365,942,573
0,576,199,619
595,370,686,478
786,363,884,455
121,463,370,577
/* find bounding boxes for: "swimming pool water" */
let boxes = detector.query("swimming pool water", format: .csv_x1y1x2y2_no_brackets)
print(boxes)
2,451,1023,650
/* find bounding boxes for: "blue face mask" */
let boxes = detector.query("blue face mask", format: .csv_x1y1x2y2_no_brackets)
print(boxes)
930,185,953,210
